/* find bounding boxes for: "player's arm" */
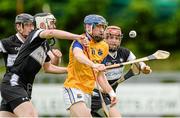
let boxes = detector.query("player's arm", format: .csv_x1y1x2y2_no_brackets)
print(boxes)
127,51,152,74
43,61,67,74
73,47,95,67
73,47,105,71
73,41,105,71
39,29,85,41
47,49,62,65
97,72,117,106
0,40,7,53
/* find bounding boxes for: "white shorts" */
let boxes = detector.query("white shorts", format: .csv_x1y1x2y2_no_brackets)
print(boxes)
63,87,91,110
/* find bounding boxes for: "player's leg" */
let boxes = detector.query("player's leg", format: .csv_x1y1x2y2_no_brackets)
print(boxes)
91,92,112,117
0,99,17,117
63,87,92,117
70,101,91,117
1,79,37,117
0,111,17,117
109,106,121,117
91,94,104,117
13,100,38,117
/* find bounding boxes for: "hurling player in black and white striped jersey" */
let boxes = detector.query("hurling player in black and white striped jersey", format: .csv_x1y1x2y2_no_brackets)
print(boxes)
0,13,35,117
0,13,34,73
0,13,87,117
91,26,152,117
0,13,63,117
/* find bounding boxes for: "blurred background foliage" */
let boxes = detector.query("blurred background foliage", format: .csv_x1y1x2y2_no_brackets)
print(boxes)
0,0,179,71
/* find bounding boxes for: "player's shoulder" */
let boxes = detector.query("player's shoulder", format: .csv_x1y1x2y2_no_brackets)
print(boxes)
29,29,42,36
0,35,16,43
117,47,130,54
71,40,83,50
26,29,44,42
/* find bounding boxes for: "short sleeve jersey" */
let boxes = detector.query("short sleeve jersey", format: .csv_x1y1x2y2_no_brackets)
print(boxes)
64,36,109,94
0,34,24,72
9,29,50,85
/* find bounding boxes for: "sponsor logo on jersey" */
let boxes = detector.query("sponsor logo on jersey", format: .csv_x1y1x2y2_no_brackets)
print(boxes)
14,47,21,51
120,58,124,62
98,49,103,56
77,94,82,98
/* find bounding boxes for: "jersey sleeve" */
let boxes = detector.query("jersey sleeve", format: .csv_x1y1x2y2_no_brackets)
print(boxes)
127,51,136,61
72,40,83,50
29,29,45,44
0,40,7,53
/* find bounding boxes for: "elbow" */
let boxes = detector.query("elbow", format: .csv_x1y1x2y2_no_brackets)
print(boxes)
43,63,51,73
44,30,54,39
43,68,50,73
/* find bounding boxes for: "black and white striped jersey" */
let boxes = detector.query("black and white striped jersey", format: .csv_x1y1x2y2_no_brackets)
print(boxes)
103,47,136,90
0,33,24,72
9,29,50,85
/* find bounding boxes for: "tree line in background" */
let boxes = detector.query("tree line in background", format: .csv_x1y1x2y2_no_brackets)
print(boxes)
0,0,180,64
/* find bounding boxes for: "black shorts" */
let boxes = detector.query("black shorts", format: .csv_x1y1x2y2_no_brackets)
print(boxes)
0,97,29,113
0,73,31,112
91,89,111,117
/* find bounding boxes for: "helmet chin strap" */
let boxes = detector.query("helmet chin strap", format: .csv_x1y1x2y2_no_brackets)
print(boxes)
86,25,93,35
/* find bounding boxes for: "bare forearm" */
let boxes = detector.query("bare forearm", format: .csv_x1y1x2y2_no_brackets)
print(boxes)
75,53,94,67
97,72,113,93
73,48,94,67
43,63,67,74
50,58,59,66
40,29,81,40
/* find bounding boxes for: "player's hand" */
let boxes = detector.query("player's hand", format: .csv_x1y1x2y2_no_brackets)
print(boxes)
109,91,118,107
141,65,152,74
51,49,62,58
77,35,89,47
92,63,106,72
110,96,118,107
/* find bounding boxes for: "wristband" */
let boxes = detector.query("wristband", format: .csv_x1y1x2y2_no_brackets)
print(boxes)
108,90,116,97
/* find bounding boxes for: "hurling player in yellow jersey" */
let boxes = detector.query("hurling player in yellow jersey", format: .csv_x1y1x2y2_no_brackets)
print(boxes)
63,14,117,117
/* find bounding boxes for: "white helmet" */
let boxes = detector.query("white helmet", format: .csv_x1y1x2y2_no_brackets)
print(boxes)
34,13,56,29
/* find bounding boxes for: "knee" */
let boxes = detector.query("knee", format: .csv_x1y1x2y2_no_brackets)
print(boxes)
25,109,38,117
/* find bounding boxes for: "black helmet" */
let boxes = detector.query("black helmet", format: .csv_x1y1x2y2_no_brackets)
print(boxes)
15,13,34,24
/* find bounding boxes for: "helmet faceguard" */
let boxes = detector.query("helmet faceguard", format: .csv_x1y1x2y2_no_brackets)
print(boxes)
105,26,123,52
84,14,107,42
34,13,56,29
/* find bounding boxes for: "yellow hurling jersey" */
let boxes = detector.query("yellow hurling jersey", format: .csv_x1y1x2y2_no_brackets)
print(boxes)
64,38,109,94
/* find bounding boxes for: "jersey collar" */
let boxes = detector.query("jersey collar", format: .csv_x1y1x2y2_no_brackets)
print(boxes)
16,33,25,43
109,51,117,59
